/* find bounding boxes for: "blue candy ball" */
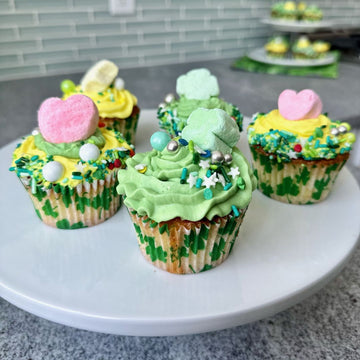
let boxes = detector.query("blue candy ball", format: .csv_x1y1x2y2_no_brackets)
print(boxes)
150,131,171,151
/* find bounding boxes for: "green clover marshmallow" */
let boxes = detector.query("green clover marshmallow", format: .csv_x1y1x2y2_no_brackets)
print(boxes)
181,108,240,154
176,68,219,100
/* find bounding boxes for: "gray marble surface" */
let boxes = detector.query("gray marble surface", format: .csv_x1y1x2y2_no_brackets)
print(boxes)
1,59,360,359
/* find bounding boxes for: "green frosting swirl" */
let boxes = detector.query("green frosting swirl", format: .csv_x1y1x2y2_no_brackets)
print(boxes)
117,145,256,222
169,95,233,122
34,128,106,159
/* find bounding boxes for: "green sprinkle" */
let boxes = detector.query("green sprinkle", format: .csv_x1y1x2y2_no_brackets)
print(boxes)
72,171,81,176
62,178,69,184
204,188,213,200
314,140,320,149
188,140,194,153
84,170,92,178
196,178,202,188
314,127,323,138
220,166,230,183
231,205,239,217
210,164,218,170
9,166,15,171
72,175,83,180
237,177,246,190
30,155,39,161
98,92,104,96
206,169,212,178
224,183,232,191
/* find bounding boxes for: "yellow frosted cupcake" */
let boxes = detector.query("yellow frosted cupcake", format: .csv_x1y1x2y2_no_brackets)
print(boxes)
248,89,356,204
61,60,140,145
10,94,133,229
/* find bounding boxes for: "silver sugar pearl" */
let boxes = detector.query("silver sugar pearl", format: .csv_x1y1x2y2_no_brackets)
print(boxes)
211,150,224,163
224,153,233,164
164,93,175,104
338,125,347,134
158,102,166,109
330,127,339,136
167,140,179,152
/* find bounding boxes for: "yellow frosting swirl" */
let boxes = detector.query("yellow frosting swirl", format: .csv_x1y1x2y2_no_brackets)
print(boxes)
63,85,137,119
252,110,331,138
12,128,132,188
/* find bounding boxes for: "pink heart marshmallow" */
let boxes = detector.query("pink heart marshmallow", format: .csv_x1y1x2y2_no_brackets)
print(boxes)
38,95,99,144
278,89,323,121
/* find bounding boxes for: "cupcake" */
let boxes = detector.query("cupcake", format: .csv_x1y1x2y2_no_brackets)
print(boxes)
117,108,256,274
312,40,331,57
61,60,140,145
292,36,318,59
265,36,290,58
301,5,323,22
157,68,243,137
247,89,356,204
271,2,298,20
9,94,134,229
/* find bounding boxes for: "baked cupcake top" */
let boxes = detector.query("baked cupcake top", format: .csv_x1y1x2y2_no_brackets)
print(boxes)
118,108,256,222
61,60,137,119
265,36,290,53
10,94,133,192
248,89,356,162
157,68,243,136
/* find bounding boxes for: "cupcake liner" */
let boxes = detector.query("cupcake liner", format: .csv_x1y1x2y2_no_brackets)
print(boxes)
100,106,140,145
18,170,120,229
128,209,248,274
250,145,349,204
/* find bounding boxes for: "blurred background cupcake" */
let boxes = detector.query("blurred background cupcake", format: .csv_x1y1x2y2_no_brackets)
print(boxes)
292,36,318,59
61,60,140,145
157,68,243,137
312,40,331,57
271,1,298,20
265,35,290,58
301,4,323,22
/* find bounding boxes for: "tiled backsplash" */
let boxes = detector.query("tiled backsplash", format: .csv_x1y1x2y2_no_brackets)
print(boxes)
0,0,359,81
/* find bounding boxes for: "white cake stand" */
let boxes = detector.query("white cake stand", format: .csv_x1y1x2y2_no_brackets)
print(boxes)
1,110,359,336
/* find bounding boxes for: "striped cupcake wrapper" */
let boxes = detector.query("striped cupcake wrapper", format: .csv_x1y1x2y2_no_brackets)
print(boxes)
128,209,248,274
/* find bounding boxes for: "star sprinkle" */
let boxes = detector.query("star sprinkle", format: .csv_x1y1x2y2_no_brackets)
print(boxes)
75,161,87,173
187,173,198,188
227,166,240,179
287,150,298,159
202,173,217,188
199,159,210,169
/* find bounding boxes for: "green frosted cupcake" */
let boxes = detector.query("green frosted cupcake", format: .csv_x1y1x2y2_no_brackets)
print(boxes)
157,68,243,137
118,108,256,274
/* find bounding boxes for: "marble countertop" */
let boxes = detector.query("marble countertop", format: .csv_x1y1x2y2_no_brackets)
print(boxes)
1,59,359,359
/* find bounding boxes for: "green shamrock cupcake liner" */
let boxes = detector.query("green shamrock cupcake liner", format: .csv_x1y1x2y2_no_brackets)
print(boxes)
100,106,140,145
250,145,349,204
129,210,247,274
20,170,121,229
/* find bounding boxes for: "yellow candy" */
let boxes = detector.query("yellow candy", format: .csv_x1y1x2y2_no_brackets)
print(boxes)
340,122,351,131
284,1,296,11
343,133,356,143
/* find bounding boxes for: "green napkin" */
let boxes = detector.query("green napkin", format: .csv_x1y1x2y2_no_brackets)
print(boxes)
232,51,340,79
